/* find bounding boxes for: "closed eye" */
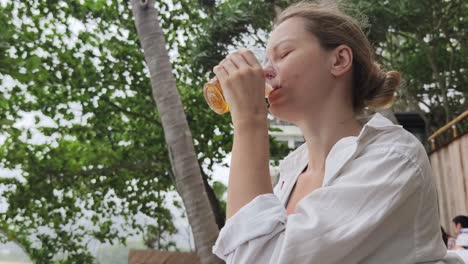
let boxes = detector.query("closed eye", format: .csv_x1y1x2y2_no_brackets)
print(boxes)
280,50,292,59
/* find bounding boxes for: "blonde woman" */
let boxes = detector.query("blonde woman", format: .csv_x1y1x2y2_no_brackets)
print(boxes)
211,2,462,263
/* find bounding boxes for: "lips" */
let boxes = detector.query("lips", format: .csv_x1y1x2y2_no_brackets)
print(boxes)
265,83,281,97
268,87,283,103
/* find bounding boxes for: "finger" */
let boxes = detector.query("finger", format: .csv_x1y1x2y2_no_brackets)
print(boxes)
239,48,261,67
229,52,249,69
220,58,238,75
213,65,228,83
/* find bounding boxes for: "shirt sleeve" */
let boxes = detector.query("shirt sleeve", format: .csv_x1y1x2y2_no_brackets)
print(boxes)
212,148,424,263
456,234,468,247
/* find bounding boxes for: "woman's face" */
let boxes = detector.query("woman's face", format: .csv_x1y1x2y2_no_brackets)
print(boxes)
265,17,335,123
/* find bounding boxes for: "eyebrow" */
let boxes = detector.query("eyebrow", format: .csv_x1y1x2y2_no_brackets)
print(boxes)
267,39,296,54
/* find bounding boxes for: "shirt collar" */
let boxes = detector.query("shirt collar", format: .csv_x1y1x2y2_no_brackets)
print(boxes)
358,112,401,132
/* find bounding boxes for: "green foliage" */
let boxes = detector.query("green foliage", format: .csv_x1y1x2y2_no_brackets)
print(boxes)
350,0,467,132
0,0,175,262
211,181,227,213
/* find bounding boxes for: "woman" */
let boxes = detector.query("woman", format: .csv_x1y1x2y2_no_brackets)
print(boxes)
211,2,462,263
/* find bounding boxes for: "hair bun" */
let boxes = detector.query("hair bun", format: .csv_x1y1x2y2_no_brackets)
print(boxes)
366,70,401,109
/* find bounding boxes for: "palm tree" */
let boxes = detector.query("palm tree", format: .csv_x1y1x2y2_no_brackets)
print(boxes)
131,0,223,263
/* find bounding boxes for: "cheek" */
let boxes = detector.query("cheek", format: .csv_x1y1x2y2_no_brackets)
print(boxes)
299,60,329,87
281,62,308,85
279,52,328,91
291,72,301,81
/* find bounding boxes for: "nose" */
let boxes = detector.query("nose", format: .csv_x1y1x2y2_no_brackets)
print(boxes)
263,62,279,87
264,69,276,81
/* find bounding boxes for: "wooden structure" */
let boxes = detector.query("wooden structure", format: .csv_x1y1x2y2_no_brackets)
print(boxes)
128,250,200,264
429,111,468,234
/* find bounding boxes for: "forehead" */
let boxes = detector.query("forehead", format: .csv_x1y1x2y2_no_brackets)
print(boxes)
266,17,314,51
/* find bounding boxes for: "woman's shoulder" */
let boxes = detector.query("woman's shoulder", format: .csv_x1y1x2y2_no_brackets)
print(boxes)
362,123,428,166
353,112,426,161
346,124,433,188
370,123,423,148
330,127,430,191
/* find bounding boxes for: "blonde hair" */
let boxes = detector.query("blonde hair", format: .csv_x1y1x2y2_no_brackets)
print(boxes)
275,1,401,113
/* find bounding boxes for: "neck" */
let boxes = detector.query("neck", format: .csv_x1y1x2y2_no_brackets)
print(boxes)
296,104,362,174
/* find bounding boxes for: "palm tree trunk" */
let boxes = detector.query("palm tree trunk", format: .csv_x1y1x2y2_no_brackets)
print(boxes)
131,1,223,263
200,165,226,229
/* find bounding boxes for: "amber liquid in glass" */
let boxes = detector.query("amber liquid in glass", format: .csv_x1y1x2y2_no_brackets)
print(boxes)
203,78,273,115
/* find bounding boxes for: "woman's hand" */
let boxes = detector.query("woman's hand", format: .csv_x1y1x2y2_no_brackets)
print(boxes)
213,49,268,124
213,49,272,219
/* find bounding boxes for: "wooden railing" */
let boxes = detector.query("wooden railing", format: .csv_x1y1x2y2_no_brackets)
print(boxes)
428,110,468,151
428,110,468,234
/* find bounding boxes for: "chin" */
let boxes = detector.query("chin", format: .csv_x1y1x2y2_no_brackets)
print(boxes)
268,105,300,124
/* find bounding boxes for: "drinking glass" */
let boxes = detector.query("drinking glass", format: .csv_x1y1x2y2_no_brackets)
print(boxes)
203,48,279,115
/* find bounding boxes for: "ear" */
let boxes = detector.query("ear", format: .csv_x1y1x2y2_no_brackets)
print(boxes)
330,45,353,77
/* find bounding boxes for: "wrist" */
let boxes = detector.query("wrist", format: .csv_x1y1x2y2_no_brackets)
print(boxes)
232,114,268,130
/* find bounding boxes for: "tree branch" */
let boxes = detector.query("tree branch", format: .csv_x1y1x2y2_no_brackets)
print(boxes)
415,96,433,110
102,97,163,127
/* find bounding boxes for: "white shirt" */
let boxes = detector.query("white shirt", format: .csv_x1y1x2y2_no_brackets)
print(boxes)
213,113,463,264
457,229,468,247
449,250,468,264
